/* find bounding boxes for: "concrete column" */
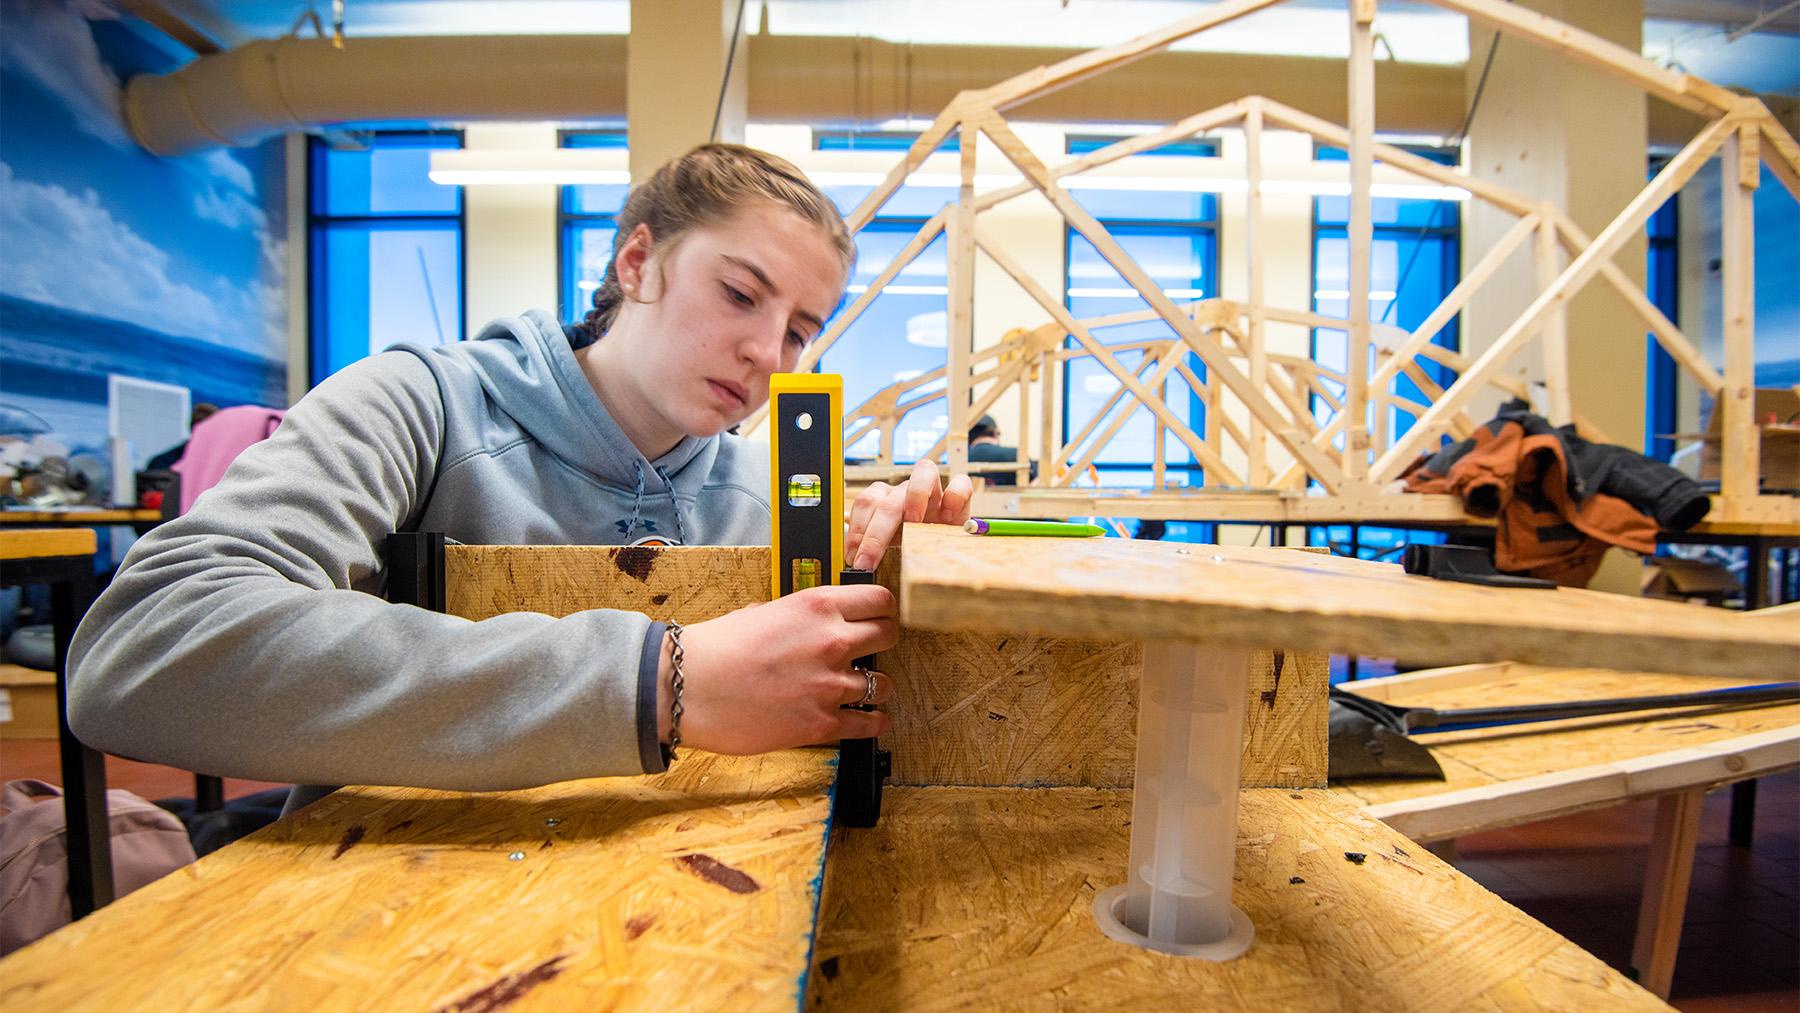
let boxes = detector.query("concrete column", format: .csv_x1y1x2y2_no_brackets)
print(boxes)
628,0,748,183
1463,0,1648,592
463,123,558,333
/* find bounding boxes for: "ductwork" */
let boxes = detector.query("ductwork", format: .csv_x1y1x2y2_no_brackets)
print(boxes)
125,32,1788,156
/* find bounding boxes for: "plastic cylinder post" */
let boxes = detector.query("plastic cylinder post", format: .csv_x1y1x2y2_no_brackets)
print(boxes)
1093,640,1254,959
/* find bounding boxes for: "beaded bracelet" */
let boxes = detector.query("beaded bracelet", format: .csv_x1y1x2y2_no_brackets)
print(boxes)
665,620,687,763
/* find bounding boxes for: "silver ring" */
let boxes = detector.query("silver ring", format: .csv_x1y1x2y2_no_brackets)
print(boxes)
855,667,878,707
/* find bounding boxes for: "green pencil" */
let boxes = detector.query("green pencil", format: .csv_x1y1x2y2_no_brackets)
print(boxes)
964,518,1108,537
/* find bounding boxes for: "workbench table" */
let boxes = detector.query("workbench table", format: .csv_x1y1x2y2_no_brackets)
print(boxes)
1334,644,1800,998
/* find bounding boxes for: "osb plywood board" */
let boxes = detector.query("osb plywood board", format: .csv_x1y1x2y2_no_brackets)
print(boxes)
807,787,1662,1011
883,635,1325,788
441,545,1326,789
0,749,835,1011
899,523,1800,678
1331,667,1800,839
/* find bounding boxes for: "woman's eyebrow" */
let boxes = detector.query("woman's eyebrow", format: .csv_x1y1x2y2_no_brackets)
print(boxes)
721,254,825,331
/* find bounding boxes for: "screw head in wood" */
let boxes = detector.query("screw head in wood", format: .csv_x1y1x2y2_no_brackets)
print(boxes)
508,851,526,861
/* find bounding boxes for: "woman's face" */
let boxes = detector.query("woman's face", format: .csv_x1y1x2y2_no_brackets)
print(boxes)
615,203,846,439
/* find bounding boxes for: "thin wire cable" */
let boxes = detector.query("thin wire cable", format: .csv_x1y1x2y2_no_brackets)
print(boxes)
709,0,751,143
1376,29,1501,327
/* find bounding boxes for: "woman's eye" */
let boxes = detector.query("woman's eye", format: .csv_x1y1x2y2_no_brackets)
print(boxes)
787,330,807,347
725,284,754,307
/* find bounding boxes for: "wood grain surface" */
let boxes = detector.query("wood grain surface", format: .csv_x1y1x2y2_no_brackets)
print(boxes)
899,523,1800,677
443,544,1326,788
807,786,1664,1010
0,750,836,1011
0,528,95,560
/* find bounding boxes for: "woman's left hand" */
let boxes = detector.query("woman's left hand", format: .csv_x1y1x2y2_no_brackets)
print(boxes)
846,459,975,571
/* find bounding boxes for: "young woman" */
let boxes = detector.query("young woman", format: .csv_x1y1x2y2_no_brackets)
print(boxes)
68,144,972,807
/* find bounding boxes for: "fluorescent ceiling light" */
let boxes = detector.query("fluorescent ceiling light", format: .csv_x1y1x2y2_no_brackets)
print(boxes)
429,150,1470,202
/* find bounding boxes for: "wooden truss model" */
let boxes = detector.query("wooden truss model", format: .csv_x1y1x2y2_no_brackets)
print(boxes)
745,0,1799,527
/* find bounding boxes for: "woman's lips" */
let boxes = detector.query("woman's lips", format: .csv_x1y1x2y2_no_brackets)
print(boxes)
708,379,747,409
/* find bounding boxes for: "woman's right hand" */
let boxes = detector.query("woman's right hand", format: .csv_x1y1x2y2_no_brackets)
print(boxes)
658,583,899,755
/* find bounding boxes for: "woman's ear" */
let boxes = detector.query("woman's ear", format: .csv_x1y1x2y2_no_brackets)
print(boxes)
614,223,656,301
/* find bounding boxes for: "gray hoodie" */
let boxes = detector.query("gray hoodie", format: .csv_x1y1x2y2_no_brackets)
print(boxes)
68,310,769,796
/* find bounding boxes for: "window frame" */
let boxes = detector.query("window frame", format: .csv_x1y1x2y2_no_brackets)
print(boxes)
555,129,630,325
306,129,466,387
1060,137,1222,485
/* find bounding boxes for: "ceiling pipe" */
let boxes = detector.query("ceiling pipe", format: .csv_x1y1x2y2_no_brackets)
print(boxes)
124,32,1790,157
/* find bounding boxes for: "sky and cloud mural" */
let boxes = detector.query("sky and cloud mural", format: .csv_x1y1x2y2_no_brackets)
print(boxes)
0,0,286,463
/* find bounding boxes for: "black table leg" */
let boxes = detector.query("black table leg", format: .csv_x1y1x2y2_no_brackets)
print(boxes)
194,774,225,813
52,568,113,917
1729,779,1757,849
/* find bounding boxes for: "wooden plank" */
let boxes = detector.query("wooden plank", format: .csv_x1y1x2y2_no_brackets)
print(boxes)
1549,210,1725,398
1720,126,1760,506
808,786,1662,1009
1631,789,1704,999
1533,210,1572,426
445,545,1325,789
0,509,160,525
899,522,1800,678
1370,114,1740,484
1246,101,1269,486
1335,664,1800,842
1431,0,1722,116
0,749,839,1010
0,528,96,560
981,0,1284,112
1344,4,1376,483
1758,114,1800,201
972,98,1250,215
946,123,978,474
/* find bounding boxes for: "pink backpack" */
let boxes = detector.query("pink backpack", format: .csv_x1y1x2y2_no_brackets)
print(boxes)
0,780,196,954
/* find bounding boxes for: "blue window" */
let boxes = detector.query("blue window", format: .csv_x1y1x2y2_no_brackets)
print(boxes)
558,131,631,326
1066,136,1220,159
1645,160,1678,461
1063,137,1220,487
1308,143,1461,561
308,131,464,386
815,133,960,463
814,130,959,154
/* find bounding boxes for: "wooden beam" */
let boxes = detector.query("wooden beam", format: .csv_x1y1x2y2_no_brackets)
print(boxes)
1370,115,1739,484
1246,100,1269,486
980,0,1285,112
946,124,978,474
842,106,963,232
1533,210,1572,426
0,528,97,560
900,523,1800,678
1259,98,1537,218
1429,0,1727,117
1720,126,1760,506
1757,113,1800,201
973,227,1246,486
1547,210,1725,398
1065,343,1189,483
1344,3,1376,484
1050,349,1163,482
976,111,1340,490
1631,789,1705,999
972,99,1251,214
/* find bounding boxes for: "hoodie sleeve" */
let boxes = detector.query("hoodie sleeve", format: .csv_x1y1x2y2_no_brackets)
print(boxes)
68,351,664,791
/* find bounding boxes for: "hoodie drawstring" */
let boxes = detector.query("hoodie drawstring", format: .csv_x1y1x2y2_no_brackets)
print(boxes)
627,460,690,545
654,466,691,546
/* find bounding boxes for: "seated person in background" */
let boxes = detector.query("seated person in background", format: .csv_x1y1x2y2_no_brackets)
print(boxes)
967,414,1037,486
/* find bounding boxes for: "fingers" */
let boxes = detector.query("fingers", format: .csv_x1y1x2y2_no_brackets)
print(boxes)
904,459,943,524
831,707,892,741
938,472,975,525
801,583,895,622
838,668,894,707
844,481,889,569
853,483,909,570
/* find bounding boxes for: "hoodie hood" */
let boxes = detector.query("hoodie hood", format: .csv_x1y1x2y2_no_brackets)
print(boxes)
460,310,713,496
